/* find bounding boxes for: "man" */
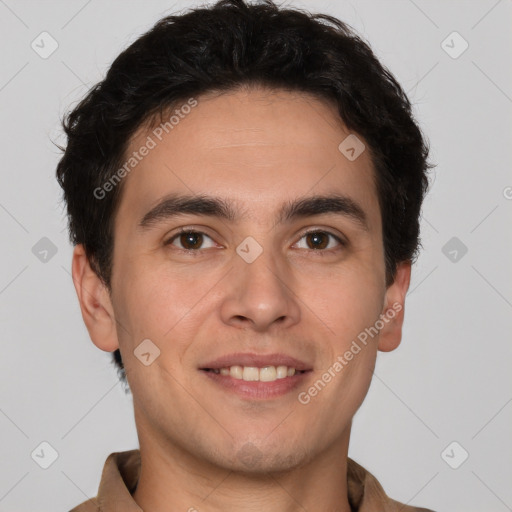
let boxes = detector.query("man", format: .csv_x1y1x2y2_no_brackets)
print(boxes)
57,0,434,510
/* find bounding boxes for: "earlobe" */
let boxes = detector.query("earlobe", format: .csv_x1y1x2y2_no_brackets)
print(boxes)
377,261,411,353
71,244,119,352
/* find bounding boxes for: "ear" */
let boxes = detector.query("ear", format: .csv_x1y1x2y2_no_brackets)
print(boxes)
71,244,119,352
377,261,411,353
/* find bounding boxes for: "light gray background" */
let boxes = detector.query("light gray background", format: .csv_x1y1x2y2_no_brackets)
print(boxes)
1,1,511,511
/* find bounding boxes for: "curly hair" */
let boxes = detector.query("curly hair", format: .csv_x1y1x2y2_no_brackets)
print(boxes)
56,0,432,386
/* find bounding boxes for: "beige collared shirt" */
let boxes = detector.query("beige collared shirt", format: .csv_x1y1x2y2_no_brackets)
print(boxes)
70,450,435,511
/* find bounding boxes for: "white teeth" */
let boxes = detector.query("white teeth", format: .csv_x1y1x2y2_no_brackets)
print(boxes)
230,365,243,380
276,365,288,379
259,366,277,382
242,366,259,381
214,365,301,382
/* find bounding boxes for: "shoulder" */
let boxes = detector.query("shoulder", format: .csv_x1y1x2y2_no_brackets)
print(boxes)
347,457,437,512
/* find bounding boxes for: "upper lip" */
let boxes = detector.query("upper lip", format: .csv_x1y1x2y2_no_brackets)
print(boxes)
200,353,312,371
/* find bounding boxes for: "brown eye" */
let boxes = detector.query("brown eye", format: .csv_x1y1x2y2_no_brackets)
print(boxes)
295,230,345,252
165,230,215,251
305,232,329,250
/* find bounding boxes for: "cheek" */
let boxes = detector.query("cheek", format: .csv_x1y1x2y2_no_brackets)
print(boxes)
113,269,203,400
114,259,188,331
112,261,218,376
304,267,385,343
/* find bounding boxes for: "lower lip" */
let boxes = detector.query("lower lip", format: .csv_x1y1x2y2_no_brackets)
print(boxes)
200,370,311,400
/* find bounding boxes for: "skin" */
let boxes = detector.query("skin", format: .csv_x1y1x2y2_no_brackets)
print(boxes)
72,86,411,512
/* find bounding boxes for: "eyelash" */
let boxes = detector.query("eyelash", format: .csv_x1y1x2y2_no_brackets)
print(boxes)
164,227,347,256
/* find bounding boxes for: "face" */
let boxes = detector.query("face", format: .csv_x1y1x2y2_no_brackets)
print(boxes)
77,87,410,473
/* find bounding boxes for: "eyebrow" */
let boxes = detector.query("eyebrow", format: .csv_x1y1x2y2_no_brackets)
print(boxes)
138,193,369,232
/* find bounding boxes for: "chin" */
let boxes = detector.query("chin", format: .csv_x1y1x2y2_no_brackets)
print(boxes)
208,440,312,475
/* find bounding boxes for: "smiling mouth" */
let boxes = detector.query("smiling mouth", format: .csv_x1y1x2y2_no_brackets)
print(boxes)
201,365,309,383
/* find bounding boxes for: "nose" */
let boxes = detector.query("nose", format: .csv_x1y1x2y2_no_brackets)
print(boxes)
219,242,301,332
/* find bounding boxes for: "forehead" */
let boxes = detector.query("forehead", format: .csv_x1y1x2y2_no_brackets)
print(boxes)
115,87,381,231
